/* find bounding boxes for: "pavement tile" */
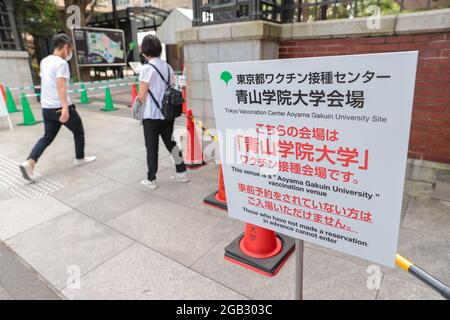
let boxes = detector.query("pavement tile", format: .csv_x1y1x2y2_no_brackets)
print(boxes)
83,132,130,150
0,285,13,300
62,179,125,208
377,274,443,300
46,167,109,201
191,232,378,300
77,185,154,223
109,142,148,161
79,148,130,171
194,201,230,219
0,195,72,241
62,243,246,300
391,227,450,285
6,211,134,290
154,167,218,193
403,197,450,239
193,163,221,182
108,197,241,266
89,157,148,185
136,172,219,211
0,242,61,300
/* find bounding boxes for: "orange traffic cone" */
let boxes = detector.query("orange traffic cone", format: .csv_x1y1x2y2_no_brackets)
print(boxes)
204,165,227,210
211,166,295,276
184,109,205,169
130,82,137,108
0,84,6,103
182,86,187,114
240,225,282,258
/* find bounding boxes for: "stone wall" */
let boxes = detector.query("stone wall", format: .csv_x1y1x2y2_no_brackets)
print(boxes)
177,21,280,129
0,51,34,100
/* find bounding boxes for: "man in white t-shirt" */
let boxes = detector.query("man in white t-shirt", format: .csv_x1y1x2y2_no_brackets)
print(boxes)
19,34,95,181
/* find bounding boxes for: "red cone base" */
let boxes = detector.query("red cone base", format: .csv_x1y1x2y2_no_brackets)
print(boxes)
224,229,295,277
186,161,207,169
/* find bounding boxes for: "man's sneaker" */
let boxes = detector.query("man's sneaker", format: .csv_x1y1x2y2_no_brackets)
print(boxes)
19,161,35,181
141,179,159,190
74,156,96,167
170,172,190,183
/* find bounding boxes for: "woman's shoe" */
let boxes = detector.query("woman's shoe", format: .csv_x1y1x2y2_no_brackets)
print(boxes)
141,179,159,190
170,172,190,183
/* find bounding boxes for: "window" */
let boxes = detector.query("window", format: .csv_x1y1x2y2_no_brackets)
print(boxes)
0,0,20,50
116,0,130,6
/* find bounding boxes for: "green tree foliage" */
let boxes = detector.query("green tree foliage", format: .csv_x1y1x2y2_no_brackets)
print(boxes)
302,0,401,21
357,0,401,17
14,0,63,37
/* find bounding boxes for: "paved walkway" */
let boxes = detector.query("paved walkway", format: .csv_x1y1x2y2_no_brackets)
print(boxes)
0,93,448,300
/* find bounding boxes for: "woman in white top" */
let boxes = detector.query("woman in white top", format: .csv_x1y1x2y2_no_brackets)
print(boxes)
138,35,189,189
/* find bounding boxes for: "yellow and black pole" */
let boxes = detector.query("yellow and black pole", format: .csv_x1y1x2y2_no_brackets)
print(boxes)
396,254,449,300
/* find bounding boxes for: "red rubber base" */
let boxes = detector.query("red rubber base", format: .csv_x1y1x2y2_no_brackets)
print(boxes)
204,190,228,210
224,233,295,277
185,161,207,170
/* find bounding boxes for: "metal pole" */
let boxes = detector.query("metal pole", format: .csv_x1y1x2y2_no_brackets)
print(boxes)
112,0,119,29
295,239,304,300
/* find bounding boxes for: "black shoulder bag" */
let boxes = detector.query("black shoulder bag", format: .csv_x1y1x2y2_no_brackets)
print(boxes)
147,63,183,120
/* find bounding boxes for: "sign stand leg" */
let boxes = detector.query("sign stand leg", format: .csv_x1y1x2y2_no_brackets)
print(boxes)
295,239,304,300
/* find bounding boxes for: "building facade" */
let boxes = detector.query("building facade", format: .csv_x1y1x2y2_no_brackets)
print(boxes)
0,0,34,93
177,8,450,169
54,0,191,12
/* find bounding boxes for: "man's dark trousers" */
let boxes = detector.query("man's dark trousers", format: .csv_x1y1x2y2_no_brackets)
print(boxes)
29,105,85,162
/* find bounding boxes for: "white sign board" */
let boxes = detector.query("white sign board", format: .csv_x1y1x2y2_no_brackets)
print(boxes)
208,52,418,267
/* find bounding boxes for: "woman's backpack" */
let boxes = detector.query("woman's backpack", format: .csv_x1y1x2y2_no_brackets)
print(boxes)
148,63,183,120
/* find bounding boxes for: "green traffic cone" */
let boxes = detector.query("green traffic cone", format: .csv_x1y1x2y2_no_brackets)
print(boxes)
101,87,118,112
80,83,89,104
6,87,19,113
18,93,41,126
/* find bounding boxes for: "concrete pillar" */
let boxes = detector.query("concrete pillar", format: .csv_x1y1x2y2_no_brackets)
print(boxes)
176,21,281,130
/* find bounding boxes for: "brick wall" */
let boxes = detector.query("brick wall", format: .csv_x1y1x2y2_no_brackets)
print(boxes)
279,32,450,164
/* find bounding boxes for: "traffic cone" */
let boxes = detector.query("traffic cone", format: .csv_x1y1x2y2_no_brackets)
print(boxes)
209,165,295,276
182,86,187,114
184,109,205,168
5,87,19,113
0,84,6,103
80,83,89,104
101,87,118,112
18,93,41,126
225,224,295,277
204,165,227,210
129,82,137,108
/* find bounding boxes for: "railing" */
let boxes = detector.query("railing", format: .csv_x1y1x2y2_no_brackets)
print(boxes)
192,0,449,26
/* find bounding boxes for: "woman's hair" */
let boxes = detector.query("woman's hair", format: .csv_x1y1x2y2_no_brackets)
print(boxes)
141,35,162,58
